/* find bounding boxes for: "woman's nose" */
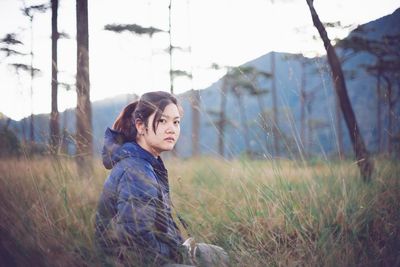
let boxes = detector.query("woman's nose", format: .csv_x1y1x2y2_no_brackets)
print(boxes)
166,123,175,133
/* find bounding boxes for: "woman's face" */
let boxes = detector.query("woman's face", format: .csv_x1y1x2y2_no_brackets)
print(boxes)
137,103,181,157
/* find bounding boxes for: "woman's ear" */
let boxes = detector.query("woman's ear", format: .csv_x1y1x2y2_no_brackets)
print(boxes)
135,118,145,136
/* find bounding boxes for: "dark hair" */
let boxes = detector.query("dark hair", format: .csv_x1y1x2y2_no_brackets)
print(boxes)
112,91,181,142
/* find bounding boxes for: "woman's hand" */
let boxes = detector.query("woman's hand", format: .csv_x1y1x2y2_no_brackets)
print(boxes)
179,237,197,265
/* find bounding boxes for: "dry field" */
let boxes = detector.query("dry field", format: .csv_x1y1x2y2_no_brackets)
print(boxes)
0,156,399,266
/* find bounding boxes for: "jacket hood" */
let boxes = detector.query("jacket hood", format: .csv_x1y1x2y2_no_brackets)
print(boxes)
102,127,163,170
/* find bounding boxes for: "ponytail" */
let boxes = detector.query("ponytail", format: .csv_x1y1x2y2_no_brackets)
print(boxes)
112,101,138,142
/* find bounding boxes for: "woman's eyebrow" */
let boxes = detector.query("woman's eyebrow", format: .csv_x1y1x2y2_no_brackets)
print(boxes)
161,114,181,120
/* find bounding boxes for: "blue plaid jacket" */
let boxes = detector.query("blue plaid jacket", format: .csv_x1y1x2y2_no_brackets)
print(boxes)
95,128,183,264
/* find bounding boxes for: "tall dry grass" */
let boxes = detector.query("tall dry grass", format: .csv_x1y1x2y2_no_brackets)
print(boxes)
0,156,399,266
173,157,400,266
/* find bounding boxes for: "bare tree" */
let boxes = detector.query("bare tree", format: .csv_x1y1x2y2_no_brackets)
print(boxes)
217,77,229,157
168,0,174,94
1,33,30,145
378,63,399,155
21,3,49,144
287,54,313,157
76,0,93,176
233,83,251,154
234,66,271,152
226,67,258,155
184,0,198,157
306,0,374,181
208,63,233,157
9,63,41,145
190,89,200,156
104,24,163,36
0,33,25,142
270,52,280,157
0,33,25,57
50,0,60,154
339,31,400,155
325,22,357,159
383,76,394,154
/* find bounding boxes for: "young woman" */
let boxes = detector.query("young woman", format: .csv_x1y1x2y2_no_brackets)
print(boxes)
95,91,185,266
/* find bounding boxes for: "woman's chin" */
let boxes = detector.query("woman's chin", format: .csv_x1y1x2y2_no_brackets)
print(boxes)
161,144,175,152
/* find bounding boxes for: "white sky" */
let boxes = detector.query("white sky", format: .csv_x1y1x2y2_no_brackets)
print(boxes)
0,0,399,120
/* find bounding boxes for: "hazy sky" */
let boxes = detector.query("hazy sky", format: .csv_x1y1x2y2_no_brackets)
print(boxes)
0,0,399,120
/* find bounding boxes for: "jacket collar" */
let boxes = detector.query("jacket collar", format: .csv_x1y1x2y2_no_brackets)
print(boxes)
102,127,167,175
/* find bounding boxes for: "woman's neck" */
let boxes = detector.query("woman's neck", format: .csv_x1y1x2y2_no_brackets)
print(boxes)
136,138,160,158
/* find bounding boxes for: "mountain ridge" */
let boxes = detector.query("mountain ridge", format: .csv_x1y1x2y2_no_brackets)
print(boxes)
2,8,399,157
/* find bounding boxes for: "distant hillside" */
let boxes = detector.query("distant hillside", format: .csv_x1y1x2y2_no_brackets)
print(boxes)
4,8,399,158
181,8,400,157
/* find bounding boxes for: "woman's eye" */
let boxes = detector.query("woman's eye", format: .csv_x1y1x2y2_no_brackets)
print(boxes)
174,120,180,125
159,119,167,124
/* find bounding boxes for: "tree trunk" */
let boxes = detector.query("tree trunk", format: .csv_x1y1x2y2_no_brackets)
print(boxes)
300,60,307,156
255,92,268,152
50,0,60,154
271,51,279,157
30,114,35,144
168,0,173,94
235,90,250,154
376,74,382,153
218,78,227,157
388,85,393,156
191,90,200,156
396,80,400,159
61,111,69,155
22,119,27,144
29,17,35,144
76,0,93,176
335,92,344,159
383,76,393,155
307,103,313,157
306,0,374,181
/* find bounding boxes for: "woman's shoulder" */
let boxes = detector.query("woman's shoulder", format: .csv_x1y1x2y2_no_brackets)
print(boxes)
117,156,156,181
119,155,153,169
116,158,159,194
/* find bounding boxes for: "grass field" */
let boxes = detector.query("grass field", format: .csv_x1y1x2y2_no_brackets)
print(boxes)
0,156,399,266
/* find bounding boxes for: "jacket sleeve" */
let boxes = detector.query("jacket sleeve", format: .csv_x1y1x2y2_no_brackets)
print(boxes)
115,165,172,260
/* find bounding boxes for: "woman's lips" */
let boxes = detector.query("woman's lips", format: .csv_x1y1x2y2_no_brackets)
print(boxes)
164,137,175,142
